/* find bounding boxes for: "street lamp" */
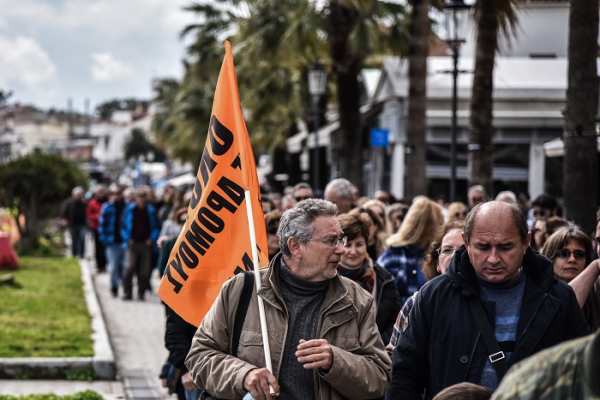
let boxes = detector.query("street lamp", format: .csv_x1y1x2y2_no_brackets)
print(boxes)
308,61,327,193
443,0,471,202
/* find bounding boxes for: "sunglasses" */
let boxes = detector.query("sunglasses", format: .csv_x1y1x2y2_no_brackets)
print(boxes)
266,225,279,235
554,249,586,260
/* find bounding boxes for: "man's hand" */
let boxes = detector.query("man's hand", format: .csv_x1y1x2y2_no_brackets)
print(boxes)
243,368,279,400
181,371,198,391
296,339,333,371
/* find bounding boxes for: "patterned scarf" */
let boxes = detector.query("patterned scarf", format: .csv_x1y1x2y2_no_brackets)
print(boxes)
337,258,376,294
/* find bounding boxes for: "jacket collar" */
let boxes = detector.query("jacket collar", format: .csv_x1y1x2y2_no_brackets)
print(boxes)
260,252,354,313
447,245,556,296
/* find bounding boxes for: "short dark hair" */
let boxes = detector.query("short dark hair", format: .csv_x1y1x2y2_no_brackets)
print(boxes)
532,193,558,210
464,201,528,244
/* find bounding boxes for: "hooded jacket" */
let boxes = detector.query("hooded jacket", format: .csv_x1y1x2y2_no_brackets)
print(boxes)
186,252,392,400
387,246,589,400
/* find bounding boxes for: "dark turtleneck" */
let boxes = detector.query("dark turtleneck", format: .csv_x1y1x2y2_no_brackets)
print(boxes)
278,258,329,400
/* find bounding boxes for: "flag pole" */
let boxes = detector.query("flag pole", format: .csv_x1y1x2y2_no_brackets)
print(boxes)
244,190,275,396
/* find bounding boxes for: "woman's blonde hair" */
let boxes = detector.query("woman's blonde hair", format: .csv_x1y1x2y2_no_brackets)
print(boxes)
362,199,392,235
445,201,469,223
386,197,444,248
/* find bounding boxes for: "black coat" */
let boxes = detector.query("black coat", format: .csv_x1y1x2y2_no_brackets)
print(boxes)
374,264,402,344
165,306,198,373
386,246,589,400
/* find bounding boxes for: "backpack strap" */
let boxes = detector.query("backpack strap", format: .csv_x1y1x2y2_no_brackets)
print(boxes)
232,271,255,357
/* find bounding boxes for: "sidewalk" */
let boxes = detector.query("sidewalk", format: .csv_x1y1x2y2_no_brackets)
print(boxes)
91,258,170,400
0,253,172,400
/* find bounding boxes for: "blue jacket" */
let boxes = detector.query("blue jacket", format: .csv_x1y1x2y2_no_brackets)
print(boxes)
121,202,160,248
98,199,128,245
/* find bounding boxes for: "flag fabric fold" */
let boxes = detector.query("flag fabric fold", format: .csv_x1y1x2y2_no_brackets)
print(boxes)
158,41,269,327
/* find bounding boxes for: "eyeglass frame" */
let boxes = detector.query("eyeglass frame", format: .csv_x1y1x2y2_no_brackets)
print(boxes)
437,246,460,257
307,236,348,248
554,248,586,260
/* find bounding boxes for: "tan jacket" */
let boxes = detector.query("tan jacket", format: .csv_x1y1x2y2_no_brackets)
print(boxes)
185,253,391,399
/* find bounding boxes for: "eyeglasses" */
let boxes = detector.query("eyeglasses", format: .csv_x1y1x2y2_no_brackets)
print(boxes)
266,225,279,235
554,249,586,260
454,211,468,218
294,196,311,202
437,246,459,257
307,236,347,248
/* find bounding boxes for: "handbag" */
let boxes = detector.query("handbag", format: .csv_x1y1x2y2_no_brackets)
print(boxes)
468,296,510,380
200,271,255,400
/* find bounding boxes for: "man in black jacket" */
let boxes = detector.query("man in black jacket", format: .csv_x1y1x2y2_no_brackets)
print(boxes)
387,200,588,400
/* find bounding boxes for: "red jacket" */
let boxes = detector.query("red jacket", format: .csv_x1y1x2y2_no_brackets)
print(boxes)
86,197,105,231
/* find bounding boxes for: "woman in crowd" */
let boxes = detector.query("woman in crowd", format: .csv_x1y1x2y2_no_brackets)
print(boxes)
377,197,444,303
387,221,465,351
337,212,401,344
445,201,469,223
541,226,594,283
349,206,389,260
362,199,393,235
264,209,283,260
531,216,570,251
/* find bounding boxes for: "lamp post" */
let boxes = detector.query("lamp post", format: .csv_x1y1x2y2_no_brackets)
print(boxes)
443,0,471,202
308,61,327,193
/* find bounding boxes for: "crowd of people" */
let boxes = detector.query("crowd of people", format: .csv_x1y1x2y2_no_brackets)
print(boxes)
61,178,600,399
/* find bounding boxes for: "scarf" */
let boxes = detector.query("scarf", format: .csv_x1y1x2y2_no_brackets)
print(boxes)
337,258,376,294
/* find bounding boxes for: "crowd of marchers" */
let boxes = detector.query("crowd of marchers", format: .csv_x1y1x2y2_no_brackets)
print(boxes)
61,179,600,400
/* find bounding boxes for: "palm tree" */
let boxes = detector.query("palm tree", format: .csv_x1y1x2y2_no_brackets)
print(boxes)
323,0,407,193
404,0,431,200
562,0,599,235
467,0,519,195
167,0,408,194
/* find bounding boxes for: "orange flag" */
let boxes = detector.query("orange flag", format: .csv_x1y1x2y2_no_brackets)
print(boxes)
158,41,269,327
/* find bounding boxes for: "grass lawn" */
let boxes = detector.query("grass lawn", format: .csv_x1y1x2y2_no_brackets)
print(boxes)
0,257,93,358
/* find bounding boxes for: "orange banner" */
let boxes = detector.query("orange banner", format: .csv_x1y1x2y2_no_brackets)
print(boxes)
158,41,269,327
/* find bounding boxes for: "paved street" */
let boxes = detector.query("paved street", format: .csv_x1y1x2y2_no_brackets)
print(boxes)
89,257,170,400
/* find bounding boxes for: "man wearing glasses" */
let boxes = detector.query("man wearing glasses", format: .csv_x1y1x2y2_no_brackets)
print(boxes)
388,201,588,399
186,199,391,400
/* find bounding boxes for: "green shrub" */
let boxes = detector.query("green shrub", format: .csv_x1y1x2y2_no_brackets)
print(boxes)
0,390,103,400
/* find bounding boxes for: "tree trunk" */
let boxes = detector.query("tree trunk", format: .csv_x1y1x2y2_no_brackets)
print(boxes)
468,0,499,196
325,1,364,194
404,0,430,200
563,0,598,235
336,71,363,193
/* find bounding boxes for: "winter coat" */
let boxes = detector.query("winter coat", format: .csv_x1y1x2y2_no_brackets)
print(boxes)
373,264,401,345
120,202,160,248
387,246,589,400
85,197,105,231
98,200,126,245
185,252,392,400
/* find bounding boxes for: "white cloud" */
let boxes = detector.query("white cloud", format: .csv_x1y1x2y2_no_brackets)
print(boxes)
90,52,134,82
0,35,57,88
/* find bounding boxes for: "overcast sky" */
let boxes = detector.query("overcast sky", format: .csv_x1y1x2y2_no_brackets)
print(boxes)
0,0,197,113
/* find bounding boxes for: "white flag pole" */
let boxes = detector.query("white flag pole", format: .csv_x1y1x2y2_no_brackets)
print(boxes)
244,190,275,396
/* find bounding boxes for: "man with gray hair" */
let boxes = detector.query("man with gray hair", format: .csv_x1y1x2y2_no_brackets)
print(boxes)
324,178,355,214
60,186,88,258
186,199,391,400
